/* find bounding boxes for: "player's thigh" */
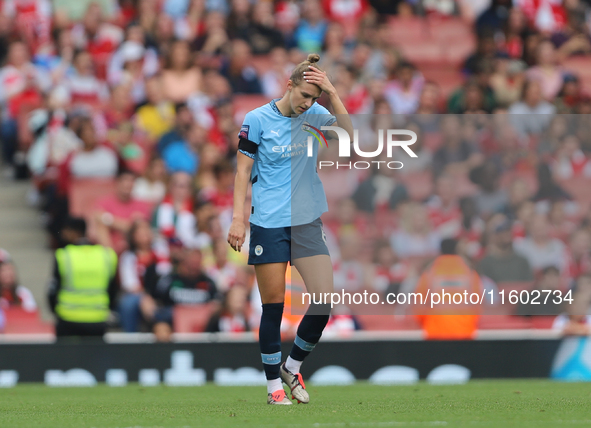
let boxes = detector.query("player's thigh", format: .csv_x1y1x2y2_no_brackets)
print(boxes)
292,254,334,296
255,262,288,304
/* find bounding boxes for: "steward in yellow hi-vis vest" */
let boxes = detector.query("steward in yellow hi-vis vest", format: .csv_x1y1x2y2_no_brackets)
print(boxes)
48,218,117,338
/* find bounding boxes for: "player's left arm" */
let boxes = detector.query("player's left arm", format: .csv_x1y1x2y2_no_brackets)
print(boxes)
305,65,354,142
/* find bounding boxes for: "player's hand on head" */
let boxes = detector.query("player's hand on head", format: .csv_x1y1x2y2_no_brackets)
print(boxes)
227,220,246,252
303,66,335,96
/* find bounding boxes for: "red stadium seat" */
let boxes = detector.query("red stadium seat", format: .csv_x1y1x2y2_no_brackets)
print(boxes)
17,101,44,152
429,18,476,67
173,303,219,333
441,39,477,68
233,94,270,125
3,307,54,334
68,178,116,219
557,176,591,204
478,315,533,329
388,17,430,45
420,67,465,100
250,55,273,75
397,42,445,67
356,314,420,331
530,316,557,329
427,17,473,41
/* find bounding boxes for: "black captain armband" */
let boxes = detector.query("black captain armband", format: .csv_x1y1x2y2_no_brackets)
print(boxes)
238,138,257,159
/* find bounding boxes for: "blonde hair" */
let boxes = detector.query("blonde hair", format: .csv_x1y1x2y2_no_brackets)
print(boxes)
290,53,321,86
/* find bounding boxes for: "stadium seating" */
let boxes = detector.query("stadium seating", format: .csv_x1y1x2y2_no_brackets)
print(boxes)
3,308,54,334
233,94,270,124
356,314,421,331
478,315,533,329
68,178,116,219
557,176,591,204
173,303,219,333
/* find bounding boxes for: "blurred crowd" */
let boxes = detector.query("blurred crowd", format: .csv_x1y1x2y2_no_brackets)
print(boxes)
1,0,591,337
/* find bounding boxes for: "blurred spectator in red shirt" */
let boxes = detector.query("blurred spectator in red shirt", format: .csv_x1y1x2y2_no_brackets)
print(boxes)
3,0,51,55
370,238,409,296
71,3,123,64
93,169,153,253
553,274,591,335
415,81,442,115
205,284,250,333
58,50,109,108
199,160,234,213
153,171,197,247
0,261,37,312
426,174,462,239
108,24,159,92
0,41,49,165
333,231,369,291
565,228,591,283
551,134,591,180
118,219,157,332
516,0,566,34
104,84,134,130
501,7,528,59
205,238,239,294
548,200,577,242
458,197,486,260
325,197,369,237
322,0,369,40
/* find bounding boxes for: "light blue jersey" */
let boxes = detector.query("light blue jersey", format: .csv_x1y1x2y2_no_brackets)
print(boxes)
238,99,336,228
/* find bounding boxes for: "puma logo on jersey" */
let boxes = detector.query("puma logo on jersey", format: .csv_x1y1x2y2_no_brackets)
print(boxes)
270,130,280,136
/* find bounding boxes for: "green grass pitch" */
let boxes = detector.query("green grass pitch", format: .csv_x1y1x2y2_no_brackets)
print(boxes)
0,380,589,428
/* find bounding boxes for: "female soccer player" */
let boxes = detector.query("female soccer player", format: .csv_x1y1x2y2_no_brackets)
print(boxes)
227,53,353,405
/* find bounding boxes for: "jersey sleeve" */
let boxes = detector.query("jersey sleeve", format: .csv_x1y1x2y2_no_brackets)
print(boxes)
312,103,337,127
237,111,262,159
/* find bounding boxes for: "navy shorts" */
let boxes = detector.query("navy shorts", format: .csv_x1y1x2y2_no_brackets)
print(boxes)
248,218,330,265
